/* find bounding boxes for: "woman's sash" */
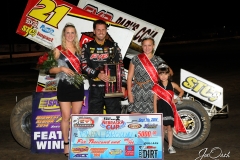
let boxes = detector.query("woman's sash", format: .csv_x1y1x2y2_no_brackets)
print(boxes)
138,53,158,83
152,84,187,134
56,45,81,74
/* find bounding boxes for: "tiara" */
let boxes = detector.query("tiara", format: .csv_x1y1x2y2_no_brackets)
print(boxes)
141,34,154,40
65,22,75,27
158,63,169,69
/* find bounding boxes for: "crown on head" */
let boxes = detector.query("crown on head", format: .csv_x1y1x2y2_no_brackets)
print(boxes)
142,34,154,40
158,63,169,69
65,22,75,27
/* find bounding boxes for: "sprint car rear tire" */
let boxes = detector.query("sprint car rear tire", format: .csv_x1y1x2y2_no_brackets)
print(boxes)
10,95,32,149
170,100,211,149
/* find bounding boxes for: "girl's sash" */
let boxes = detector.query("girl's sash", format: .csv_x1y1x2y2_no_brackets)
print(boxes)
152,84,187,134
138,53,158,83
56,45,81,74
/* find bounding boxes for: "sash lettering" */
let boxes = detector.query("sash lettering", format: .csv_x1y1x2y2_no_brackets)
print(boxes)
152,84,187,134
138,53,158,83
56,45,81,74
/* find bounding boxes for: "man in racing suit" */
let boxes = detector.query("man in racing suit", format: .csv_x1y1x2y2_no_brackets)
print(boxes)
81,19,126,114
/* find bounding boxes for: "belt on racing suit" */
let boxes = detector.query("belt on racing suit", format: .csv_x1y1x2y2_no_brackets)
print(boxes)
134,79,151,88
91,77,105,87
91,83,105,87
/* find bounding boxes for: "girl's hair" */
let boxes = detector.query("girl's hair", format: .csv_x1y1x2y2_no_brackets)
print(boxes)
93,19,108,30
141,36,155,45
157,62,173,81
61,23,81,55
157,62,170,74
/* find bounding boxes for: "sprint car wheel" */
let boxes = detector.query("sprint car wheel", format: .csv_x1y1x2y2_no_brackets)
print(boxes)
171,100,211,149
10,95,32,149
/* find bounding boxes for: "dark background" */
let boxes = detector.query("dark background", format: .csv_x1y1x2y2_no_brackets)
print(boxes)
1,0,239,44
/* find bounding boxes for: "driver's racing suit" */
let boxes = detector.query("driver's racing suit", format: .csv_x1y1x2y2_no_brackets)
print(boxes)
81,39,126,114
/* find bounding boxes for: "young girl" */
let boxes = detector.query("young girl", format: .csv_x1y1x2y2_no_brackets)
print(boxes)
152,63,185,154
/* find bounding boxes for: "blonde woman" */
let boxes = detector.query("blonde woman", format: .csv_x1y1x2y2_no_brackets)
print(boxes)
127,37,173,114
49,23,83,157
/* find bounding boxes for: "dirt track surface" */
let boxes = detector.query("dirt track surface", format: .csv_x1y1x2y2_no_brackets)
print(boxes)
1,38,240,160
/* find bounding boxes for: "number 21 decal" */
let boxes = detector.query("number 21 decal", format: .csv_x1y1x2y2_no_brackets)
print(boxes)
28,0,71,28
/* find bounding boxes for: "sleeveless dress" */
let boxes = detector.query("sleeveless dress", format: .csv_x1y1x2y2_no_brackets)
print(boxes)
127,55,164,113
157,81,174,127
56,52,84,102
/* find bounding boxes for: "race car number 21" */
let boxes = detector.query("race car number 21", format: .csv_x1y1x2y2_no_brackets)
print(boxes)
28,0,71,27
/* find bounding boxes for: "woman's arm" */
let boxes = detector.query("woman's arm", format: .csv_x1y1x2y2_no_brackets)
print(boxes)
169,67,174,76
172,82,184,100
127,62,135,103
153,94,158,113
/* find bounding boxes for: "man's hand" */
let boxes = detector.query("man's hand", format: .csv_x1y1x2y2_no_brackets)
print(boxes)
98,71,109,82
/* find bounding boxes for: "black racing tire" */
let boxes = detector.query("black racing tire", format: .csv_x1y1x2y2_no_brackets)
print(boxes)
10,95,32,149
170,100,211,149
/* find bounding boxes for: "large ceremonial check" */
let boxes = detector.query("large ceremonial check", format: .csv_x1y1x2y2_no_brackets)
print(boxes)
69,114,163,160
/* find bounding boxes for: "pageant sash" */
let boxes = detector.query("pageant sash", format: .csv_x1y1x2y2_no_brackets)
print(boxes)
56,45,81,74
138,53,158,83
152,84,187,134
